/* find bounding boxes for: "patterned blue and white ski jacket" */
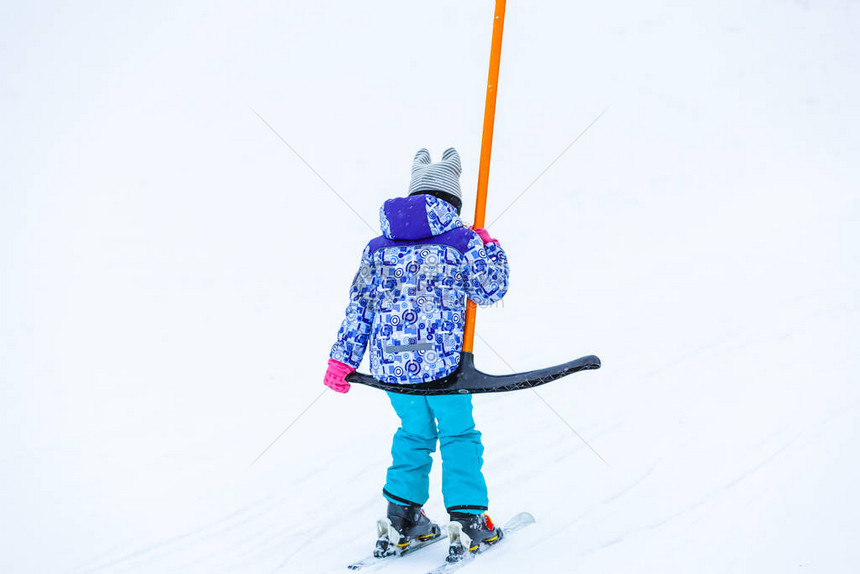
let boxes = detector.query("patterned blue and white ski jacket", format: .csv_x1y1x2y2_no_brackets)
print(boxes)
330,195,509,385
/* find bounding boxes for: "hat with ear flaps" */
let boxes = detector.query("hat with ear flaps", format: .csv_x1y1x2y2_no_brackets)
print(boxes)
408,147,463,212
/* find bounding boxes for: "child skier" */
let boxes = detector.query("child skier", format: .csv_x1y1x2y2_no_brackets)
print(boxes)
324,147,510,562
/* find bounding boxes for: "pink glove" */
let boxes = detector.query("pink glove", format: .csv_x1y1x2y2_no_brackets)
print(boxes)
324,359,354,393
471,227,500,246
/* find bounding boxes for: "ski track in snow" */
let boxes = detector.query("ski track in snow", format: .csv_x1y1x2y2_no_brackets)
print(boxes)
28,267,859,574
74,501,272,573
73,297,858,573
563,400,860,568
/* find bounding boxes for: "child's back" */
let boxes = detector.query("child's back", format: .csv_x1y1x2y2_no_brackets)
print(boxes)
323,147,508,562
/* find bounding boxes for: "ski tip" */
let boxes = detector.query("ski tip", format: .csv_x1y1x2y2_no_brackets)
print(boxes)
508,511,535,522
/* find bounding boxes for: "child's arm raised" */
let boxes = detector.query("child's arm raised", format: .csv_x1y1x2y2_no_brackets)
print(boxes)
461,230,509,307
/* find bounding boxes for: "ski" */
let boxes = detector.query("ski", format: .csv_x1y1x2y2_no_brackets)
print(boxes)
426,512,535,574
347,523,447,571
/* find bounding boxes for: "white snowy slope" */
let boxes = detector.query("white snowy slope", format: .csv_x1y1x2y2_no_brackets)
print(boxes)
1,1,858,573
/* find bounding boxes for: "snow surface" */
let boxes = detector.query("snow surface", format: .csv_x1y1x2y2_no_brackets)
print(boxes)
2,1,858,573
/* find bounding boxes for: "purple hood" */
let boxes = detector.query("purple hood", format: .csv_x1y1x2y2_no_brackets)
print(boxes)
379,195,463,240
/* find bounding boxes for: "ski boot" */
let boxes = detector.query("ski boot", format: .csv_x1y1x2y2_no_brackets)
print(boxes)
446,512,504,563
373,502,442,558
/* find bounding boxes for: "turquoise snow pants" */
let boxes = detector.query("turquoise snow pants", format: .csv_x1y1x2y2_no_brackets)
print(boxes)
383,392,488,514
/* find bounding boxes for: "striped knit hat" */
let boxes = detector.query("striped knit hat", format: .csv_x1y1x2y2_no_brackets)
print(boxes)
408,147,463,212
